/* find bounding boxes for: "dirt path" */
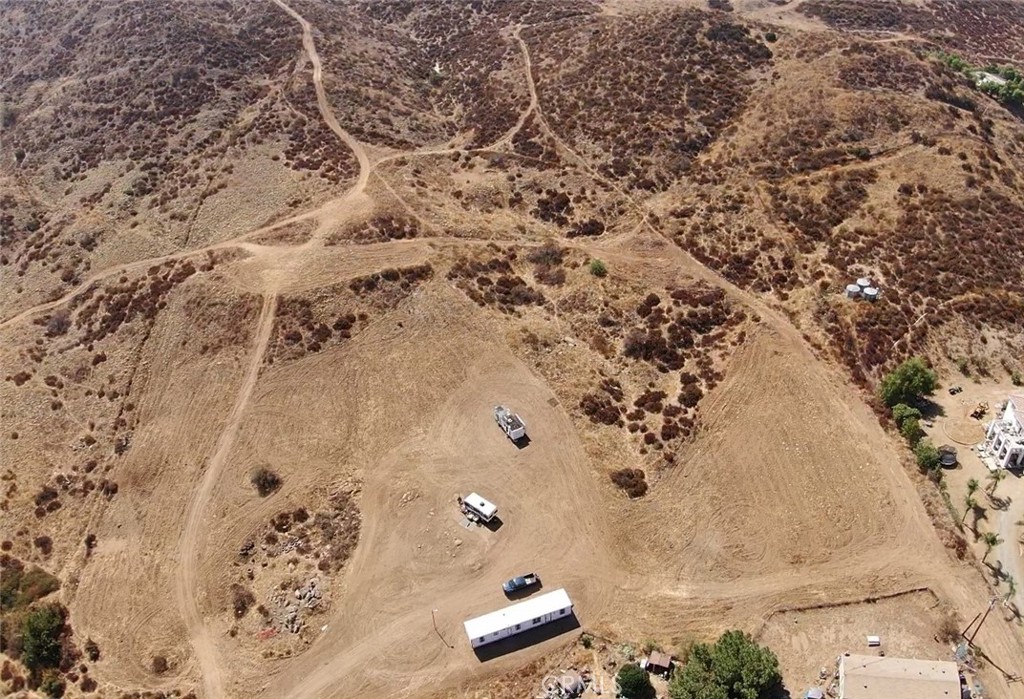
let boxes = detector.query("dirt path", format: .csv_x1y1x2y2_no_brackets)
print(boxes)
0,208,316,331
271,0,370,194
173,292,278,699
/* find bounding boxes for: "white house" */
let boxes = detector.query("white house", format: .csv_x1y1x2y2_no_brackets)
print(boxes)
838,655,960,699
463,588,573,649
984,395,1024,470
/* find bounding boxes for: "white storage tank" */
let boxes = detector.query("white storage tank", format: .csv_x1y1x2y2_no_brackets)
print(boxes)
856,277,872,289
845,284,862,299
863,287,880,302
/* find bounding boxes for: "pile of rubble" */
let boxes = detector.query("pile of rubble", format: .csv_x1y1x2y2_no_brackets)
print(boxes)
277,578,323,634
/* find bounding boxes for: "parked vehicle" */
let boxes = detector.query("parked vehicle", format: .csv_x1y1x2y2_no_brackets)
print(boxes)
494,405,526,441
502,573,540,594
459,493,497,523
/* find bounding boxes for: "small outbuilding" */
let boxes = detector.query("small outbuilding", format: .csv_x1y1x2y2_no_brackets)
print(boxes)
645,651,674,676
805,689,825,699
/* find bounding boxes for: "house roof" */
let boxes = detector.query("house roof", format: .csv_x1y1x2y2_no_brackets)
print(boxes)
463,588,572,640
1009,394,1024,414
840,655,959,699
648,651,673,669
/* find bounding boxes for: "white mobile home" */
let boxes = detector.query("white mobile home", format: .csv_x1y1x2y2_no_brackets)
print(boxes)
463,588,573,649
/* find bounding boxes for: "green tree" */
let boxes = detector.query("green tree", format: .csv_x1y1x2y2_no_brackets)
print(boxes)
914,440,940,471
901,417,925,446
986,469,1006,495
878,357,938,407
1005,575,1017,603
967,478,980,497
962,494,976,526
617,663,655,699
981,532,1002,563
891,403,922,428
669,630,783,699
21,604,65,673
589,259,608,277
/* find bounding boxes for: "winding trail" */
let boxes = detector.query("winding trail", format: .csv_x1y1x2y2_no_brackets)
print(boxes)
271,0,370,193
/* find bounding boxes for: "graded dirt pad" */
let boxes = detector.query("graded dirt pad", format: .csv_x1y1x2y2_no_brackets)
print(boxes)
627,328,905,582
201,283,620,699
4,0,1024,698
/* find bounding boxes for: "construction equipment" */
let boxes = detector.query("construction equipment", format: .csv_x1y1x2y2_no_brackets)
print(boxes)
971,402,989,420
494,405,527,442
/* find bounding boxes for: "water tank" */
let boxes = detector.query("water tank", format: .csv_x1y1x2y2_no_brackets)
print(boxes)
863,287,879,302
856,277,872,289
845,284,862,298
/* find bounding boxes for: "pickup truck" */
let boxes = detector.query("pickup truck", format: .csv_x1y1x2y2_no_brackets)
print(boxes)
502,573,540,594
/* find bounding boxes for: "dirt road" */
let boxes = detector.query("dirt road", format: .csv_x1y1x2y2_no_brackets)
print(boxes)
174,292,278,699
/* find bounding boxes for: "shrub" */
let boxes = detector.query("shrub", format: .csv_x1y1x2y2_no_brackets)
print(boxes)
1,560,60,612
937,613,961,643
669,630,783,699
610,468,648,498
231,584,255,618
879,357,937,407
617,663,654,699
83,638,100,662
915,440,940,472
45,311,71,338
151,655,169,674
589,259,608,277
39,669,65,697
250,467,282,497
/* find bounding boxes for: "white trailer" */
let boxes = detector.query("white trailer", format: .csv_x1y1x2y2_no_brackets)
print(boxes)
494,405,526,441
460,492,497,523
463,588,573,648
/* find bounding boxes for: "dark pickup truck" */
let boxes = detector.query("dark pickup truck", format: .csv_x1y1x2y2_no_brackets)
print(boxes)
502,573,540,594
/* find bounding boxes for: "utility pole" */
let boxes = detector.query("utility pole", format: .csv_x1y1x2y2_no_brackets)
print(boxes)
432,608,453,649
962,598,999,645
